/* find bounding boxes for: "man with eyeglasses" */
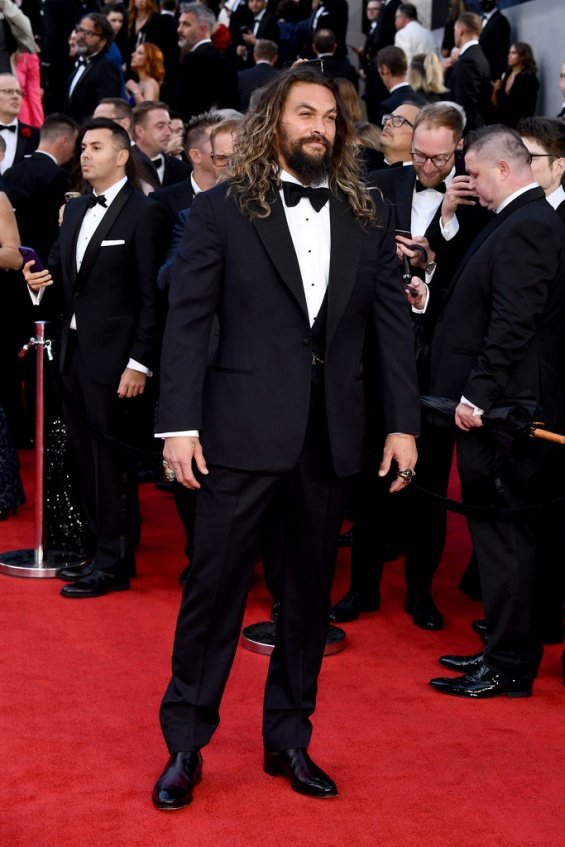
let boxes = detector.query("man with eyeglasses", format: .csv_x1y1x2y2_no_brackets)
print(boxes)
0,73,38,175
63,13,122,123
519,117,565,224
377,102,421,167
359,102,489,632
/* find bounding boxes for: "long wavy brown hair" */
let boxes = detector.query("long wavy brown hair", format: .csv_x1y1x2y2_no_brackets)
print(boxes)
228,66,376,226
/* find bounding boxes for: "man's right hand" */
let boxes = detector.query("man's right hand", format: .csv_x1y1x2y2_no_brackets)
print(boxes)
163,436,209,490
22,261,53,291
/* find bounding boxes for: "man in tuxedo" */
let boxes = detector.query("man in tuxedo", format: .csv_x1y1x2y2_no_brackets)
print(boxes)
151,111,222,223
176,3,240,122
63,13,122,123
519,117,565,223
375,45,426,124
339,102,489,630
1,113,78,265
236,0,280,68
0,73,38,175
312,28,358,90
151,65,420,810
450,12,491,132
429,125,565,698
477,0,511,83
238,38,279,111
23,118,168,598
132,101,191,191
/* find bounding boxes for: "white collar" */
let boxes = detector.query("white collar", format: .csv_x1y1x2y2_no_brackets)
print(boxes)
92,175,128,203
496,182,538,214
546,184,565,210
459,40,479,56
191,39,212,52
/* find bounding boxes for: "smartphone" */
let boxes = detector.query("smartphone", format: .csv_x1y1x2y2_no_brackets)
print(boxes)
19,246,44,271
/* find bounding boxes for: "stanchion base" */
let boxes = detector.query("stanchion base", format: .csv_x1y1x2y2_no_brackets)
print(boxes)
0,549,86,579
241,621,346,656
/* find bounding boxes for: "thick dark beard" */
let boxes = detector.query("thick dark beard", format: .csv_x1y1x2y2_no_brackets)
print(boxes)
280,134,332,185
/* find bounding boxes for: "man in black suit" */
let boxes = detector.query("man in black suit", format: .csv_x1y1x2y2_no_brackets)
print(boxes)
450,12,491,133
151,65,420,810
63,13,122,123
478,0,511,83
312,28,358,90
40,0,84,113
375,45,426,124
151,111,222,223
236,0,280,68
238,39,279,111
176,3,240,122
23,118,168,599
0,73,38,175
429,126,565,699
1,114,78,265
334,102,489,630
132,101,191,191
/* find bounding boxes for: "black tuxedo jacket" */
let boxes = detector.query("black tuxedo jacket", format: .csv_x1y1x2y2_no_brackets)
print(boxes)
430,188,565,425
12,121,39,164
49,183,168,385
1,151,70,265
132,147,191,191
316,54,358,90
376,85,427,124
556,200,565,225
157,183,420,476
176,43,240,121
150,178,195,223
450,44,492,132
238,63,279,111
64,52,122,123
479,9,511,82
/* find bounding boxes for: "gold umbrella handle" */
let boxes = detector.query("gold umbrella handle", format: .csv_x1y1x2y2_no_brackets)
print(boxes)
530,427,565,445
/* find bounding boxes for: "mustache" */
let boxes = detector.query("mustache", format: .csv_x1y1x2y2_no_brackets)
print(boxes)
299,134,332,151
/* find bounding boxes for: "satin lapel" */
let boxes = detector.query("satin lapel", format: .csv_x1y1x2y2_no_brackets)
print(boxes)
69,57,97,100
76,184,133,286
326,193,362,347
252,192,308,319
442,187,545,306
63,196,90,288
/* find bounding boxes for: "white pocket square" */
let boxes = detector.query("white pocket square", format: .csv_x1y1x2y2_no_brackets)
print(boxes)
101,239,125,246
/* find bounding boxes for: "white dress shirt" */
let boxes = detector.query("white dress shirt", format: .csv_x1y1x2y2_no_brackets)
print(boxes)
0,118,18,173
546,185,565,210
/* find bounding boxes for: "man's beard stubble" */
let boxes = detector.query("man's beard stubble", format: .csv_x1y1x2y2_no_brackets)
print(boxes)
279,131,333,185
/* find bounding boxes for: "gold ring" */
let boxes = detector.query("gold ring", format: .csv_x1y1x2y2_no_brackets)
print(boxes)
397,468,415,483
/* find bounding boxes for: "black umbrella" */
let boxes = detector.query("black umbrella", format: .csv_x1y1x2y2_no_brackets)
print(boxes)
420,395,565,451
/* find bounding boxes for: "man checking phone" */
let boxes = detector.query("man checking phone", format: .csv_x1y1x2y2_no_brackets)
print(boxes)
23,118,168,598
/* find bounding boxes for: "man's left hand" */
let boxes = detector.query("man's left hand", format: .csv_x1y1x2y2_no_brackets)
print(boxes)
117,367,147,398
455,402,483,431
378,433,418,493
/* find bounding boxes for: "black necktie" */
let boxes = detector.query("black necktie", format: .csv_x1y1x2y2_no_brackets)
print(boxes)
282,181,330,212
415,180,446,194
0,124,16,132
87,193,107,208
152,156,163,170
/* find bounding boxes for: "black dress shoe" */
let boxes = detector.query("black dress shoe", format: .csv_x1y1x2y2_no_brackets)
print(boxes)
152,751,203,810
264,748,337,798
429,663,533,699
60,569,130,598
439,649,484,672
329,589,380,623
472,619,488,641
57,561,96,582
404,594,444,630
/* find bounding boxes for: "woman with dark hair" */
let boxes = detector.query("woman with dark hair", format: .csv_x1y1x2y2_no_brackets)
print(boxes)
491,42,539,129
126,41,165,103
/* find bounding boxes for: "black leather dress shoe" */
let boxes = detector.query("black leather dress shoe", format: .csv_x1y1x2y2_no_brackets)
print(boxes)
429,663,533,699
329,589,380,623
152,751,203,810
405,594,444,630
60,569,130,598
439,649,484,672
264,748,337,798
57,561,96,582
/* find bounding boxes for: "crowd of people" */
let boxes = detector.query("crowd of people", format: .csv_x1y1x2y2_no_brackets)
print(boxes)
1,0,565,811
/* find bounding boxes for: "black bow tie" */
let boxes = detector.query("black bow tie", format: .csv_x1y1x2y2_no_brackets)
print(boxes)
152,156,163,170
0,124,16,132
415,180,446,194
282,181,330,212
87,193,107,208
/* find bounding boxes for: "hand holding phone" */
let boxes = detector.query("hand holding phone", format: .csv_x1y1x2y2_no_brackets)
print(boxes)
19,246,44,272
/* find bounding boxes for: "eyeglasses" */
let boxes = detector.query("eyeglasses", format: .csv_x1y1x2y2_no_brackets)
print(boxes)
381,114,414,128
528,153,555,162
560,73,565,79
210,154,231,165
76,26,101,37
411,149,455,168
0,88,24,97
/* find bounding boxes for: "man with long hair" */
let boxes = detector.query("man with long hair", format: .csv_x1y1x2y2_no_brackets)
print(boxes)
152,65,420,810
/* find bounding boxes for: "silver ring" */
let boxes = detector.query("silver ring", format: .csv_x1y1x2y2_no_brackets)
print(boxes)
397,468,415,483
164,467,176,482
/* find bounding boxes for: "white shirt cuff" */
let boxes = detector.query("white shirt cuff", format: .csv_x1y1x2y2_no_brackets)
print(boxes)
461,395,484,416
127,358,152,378
440,214,460,241
155,431,200,438
27,285,45,306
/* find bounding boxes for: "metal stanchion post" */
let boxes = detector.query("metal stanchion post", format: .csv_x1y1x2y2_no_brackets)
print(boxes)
0,321,85,578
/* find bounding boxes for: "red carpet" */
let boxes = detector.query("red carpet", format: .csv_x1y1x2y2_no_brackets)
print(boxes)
2,451,565,846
